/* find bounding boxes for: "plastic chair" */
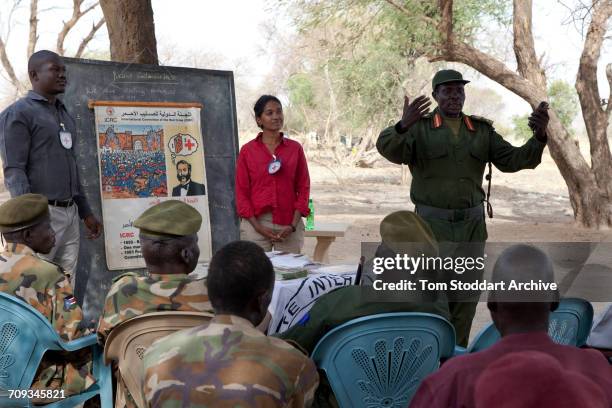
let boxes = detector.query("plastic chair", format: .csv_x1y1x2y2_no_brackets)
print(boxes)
104,311,214,408
467,298,594,352
311,312,456,408
0,292,112,408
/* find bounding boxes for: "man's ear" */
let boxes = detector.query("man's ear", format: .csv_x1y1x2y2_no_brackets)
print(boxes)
180,247,193,265
29,69,38,82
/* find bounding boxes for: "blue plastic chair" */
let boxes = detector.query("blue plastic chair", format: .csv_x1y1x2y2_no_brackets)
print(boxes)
467,298,594,353
311,312,455,408
0,292,112,407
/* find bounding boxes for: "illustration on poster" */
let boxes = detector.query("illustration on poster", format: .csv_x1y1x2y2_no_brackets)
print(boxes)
168,133,199,163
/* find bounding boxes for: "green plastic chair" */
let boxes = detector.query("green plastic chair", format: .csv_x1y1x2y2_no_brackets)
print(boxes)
0,292,112,407
312,312,455,408
467,298,594,353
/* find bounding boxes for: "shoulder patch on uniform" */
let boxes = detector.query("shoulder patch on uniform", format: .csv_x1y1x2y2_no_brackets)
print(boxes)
112,271,140,283
470,115,494,126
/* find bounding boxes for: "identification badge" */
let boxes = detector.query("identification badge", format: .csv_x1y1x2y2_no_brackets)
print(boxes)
59,123,72,149
268,155,282,174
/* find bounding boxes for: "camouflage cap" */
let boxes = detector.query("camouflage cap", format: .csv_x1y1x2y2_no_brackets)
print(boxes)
379,211,438,256
432,69,470,90
0,193,49,233
134,200,202,237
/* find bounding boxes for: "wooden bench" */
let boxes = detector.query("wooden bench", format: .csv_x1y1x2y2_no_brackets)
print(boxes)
304,222,349,263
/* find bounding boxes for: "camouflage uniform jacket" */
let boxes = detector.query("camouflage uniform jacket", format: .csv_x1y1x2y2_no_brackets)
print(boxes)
142,314,320,408
97,272,213,344
0,243,94,401
98,272,213,408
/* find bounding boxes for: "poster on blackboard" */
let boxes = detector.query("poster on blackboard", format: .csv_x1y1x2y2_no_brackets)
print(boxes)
92,102,212,270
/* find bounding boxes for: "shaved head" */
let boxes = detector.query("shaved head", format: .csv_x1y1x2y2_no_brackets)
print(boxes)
27,50,66,99
488,244,559,336
492,244,554,286
28,50,61,73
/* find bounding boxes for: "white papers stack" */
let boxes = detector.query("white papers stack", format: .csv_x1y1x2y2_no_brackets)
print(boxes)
267,252,312,280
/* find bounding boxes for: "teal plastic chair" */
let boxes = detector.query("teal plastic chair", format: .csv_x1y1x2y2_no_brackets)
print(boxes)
0,292,112,407
311,312,455,408
467,298,594,352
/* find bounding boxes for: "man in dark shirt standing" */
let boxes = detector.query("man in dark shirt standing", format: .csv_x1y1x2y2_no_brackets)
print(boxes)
0,50,102,285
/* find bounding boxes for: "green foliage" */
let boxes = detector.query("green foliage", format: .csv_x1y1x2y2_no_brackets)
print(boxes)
511,114,532,142
548,80,578,134
273,0,512,147
287,74,315,108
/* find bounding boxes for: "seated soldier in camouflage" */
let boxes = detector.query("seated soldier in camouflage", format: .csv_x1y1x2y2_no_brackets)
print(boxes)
279,211,449,353
142,240,320,408
0,194,95,403
97,200,213,407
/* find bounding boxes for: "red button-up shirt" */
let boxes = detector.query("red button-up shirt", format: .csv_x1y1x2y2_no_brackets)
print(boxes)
235,133,310,226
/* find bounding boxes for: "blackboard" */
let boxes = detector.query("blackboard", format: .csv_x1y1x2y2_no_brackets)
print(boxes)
62,58,240,320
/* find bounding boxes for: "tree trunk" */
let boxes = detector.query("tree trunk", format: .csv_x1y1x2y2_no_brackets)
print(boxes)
99,0,158,64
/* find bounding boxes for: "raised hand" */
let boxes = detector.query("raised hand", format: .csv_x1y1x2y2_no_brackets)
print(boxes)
399,95,432,131
528,101,549,142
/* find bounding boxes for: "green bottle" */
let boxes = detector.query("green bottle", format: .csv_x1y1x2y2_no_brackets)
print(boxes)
306,198,315,230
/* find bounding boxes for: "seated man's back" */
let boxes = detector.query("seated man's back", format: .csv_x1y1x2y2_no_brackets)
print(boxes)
410,331,612,407
144,314,318,407
142,240,319,408
97,200,213,408
97,271,212,342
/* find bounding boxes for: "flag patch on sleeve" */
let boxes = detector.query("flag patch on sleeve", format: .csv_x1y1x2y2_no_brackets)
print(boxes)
64,296,77,311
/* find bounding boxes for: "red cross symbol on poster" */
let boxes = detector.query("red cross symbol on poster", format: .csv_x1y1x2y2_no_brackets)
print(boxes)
184,137,194,151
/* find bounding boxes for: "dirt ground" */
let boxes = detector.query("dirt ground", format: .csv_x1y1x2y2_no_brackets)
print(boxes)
303,151,611,341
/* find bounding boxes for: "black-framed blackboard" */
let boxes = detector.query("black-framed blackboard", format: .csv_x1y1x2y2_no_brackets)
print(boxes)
62,58,239,320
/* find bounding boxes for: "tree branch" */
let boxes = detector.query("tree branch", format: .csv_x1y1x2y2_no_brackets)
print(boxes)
575,0,612,117
56,0,100,56
606,63,612,116
383,0,436,25
75,17,105,58
27,0,38,57
0,36,20,91
512,0,546,87
438,0,453,49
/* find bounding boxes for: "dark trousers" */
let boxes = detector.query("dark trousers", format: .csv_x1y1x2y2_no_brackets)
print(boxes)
420,215,487,347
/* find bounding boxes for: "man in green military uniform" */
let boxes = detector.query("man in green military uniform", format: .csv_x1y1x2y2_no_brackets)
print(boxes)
0,194,95,403
377,69,549,345
97,200,213,408
142,240,319,408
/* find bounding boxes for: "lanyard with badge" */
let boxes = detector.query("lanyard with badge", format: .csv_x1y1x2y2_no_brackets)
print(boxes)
268,154,281,174
54,107,72,149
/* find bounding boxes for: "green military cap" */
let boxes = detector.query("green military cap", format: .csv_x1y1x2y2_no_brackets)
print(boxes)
134,200,202,237
0,193,49,233
432,69,470,90
379,211,438,256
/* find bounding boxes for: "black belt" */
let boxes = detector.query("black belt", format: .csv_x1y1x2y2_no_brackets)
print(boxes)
48,199,74,207
415,203,484,222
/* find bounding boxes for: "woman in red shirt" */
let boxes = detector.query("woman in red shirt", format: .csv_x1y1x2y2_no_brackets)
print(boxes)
235,95,310,253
